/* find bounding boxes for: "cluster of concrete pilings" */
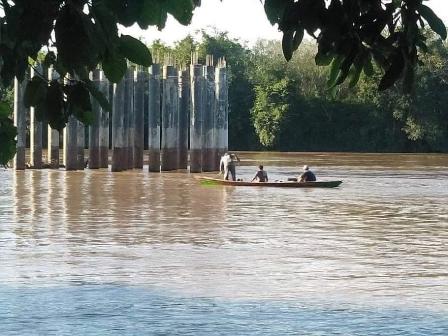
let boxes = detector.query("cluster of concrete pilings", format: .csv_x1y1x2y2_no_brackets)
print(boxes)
13,59,228,172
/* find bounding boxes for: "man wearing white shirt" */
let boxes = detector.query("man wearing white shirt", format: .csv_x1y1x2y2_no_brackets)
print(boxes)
219,152,240,181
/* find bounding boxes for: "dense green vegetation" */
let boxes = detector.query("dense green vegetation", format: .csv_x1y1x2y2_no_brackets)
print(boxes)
249,36,448,152
156,32,447,152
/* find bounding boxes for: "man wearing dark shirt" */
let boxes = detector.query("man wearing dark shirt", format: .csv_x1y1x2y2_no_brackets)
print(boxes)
299,165,316,182
251,165,268,182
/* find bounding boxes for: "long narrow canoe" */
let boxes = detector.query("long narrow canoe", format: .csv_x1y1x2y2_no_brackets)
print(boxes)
197,177,342,188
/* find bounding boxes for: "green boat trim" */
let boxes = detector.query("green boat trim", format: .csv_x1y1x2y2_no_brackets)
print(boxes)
197,177,342,188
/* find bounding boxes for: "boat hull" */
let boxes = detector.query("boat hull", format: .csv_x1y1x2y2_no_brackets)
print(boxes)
197,177,342,188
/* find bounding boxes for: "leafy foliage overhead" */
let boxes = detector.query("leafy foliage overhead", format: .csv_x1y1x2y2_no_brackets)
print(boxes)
0,0,200,130
264,0,447,92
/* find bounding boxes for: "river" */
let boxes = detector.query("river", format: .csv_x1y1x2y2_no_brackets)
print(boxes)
1,152,447,335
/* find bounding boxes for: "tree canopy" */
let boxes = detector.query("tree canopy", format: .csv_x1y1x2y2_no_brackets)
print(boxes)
264,0,447,92
249,36,448,152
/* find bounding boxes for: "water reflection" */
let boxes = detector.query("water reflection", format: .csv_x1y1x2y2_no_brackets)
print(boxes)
1,153,448,334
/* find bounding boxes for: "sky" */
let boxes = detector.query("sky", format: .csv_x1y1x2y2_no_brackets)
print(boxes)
122,0,448,47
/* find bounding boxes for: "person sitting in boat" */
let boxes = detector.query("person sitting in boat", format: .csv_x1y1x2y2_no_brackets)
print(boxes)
299,165,316,182
220,152,240,181
251,165,268,182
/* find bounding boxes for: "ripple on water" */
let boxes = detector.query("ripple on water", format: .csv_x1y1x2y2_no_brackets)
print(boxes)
1,153,448,334
1,285,448,336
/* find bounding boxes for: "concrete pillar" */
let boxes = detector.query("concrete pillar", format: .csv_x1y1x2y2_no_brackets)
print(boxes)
133,67,146,169
124,68,134,170
215,63,228,161
148,64,161,172
88,69,101,169
48,127,60,169
99,71,110,168
47,69,60,169
13,77,27,170
77,120,85,170
202,65,216,171
178,69,190,170
112,77,126,172
30,66,43,168
161,65,179,171
63,115,78,170
189,64,204,173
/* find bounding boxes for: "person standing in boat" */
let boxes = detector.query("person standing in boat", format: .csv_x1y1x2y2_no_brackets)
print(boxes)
299,165,316,182
251,165,268,182
220,152,240,181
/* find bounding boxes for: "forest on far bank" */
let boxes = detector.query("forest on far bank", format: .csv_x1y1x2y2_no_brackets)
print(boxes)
153,30,447,153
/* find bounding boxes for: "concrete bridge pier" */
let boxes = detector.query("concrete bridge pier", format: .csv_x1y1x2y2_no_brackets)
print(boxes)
148,64,161,172
189,64,204,173
13,77,27,170
112,77,126,172
133,67,147,169
89,69,101,169
161,65,179,171
30,66,43,169
99,72,110,168
178,69,190,170
215,60,229,163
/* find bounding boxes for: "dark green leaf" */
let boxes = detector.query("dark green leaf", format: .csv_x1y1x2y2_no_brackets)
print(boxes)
66,82,94,125
416,38,429,53
102,54,127,83
138,0,165,29
315,52,333,66
292,28,304,51
349,62,363,88
117,0,144,27
378,51,405,91
166,0,195,25
264,0,289,25
419,5,447,40
282,30,294,61
84,79,112,112
139,0,168,30
24,76,47,108
119,34,152,67
34,102,48,122
43,51,56,67
55,5,99,70
327,55,343,87
46,80,67,130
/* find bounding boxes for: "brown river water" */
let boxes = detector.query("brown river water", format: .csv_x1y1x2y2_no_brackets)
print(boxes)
1,152,447,335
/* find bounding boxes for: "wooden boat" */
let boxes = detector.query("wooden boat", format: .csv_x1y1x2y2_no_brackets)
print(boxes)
197,177,342,188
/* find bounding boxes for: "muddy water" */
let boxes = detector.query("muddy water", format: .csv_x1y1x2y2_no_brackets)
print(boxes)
1,153,447,335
